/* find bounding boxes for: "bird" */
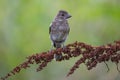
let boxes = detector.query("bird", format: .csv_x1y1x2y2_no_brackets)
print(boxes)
49,10,71,60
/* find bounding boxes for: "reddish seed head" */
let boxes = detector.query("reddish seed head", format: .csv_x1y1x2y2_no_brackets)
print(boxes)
1,40,120,79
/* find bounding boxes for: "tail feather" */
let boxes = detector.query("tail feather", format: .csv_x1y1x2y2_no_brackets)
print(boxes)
53,42,62,60
54,54,62,61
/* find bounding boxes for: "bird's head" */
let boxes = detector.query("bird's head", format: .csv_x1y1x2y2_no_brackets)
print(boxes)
56,10,72,20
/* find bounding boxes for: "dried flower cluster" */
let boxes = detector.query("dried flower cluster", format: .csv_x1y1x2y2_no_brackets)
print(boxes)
1,40,120,80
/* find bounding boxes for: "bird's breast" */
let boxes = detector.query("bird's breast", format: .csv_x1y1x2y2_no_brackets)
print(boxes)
50,20,69,42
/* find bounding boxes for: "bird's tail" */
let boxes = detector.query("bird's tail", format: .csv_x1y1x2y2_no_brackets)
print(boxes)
53,42,62,60
54,54,62,61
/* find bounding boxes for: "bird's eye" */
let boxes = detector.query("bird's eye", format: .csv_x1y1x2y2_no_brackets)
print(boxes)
61,14,64,16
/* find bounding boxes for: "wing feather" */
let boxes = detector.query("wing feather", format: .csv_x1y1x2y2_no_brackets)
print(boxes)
49,23,52,34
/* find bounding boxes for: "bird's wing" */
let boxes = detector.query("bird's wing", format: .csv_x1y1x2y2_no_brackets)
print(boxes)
49,21,57,34
49,23,52,34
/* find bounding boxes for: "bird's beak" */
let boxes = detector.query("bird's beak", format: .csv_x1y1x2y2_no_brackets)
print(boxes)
66,14,72,19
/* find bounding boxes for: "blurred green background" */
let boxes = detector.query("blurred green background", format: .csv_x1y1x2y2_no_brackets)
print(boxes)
0,0,120,80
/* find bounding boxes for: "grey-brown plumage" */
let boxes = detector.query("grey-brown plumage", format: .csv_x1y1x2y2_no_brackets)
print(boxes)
49,10,71,60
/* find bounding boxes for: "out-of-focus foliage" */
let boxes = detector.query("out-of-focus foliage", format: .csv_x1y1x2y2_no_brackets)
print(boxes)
0,0,120,80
